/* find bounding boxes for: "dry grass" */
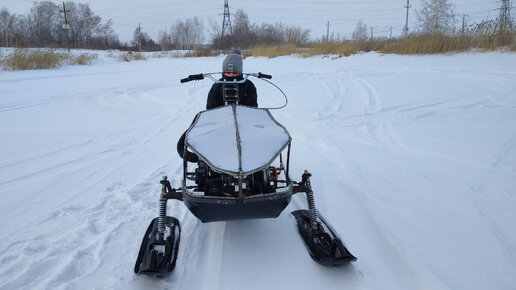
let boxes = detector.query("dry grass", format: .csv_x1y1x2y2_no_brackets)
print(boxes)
119,51,147,62
74,53,97,65
2,32,513,70
249,44,300,58
1,49,67,70
184,48,220,57
305,42,364,57
0,49,98,71
133,52,146,60
245,32,516,58
380,34,470,55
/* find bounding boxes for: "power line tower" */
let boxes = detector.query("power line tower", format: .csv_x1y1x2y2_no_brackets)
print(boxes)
222,0,232,37
403,0,412,37
497,0,513,32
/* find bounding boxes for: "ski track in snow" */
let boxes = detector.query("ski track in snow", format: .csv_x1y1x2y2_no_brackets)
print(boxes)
0,52,515,290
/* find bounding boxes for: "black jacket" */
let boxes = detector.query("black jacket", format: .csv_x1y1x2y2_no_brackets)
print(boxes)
206,77,258,109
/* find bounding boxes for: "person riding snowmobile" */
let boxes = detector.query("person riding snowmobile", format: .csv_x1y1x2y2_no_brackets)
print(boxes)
206,49,257,109
177,49,257,162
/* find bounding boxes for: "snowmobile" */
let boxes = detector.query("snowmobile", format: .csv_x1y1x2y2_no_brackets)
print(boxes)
134,72,356,276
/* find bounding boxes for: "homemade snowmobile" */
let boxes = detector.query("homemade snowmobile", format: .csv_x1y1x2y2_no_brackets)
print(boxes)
134,72,356,275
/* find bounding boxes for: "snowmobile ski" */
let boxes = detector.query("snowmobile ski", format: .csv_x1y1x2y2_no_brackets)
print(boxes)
292,209,356,266
134,216,181,275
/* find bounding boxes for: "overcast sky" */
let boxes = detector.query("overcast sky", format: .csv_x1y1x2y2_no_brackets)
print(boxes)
0,0,503,42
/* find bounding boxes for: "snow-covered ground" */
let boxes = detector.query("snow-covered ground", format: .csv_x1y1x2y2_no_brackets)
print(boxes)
0,51,515,290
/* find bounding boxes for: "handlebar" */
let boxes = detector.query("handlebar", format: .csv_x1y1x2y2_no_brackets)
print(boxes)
180,72,272,83
179,71,287,110
180,73,205,83
257,72,272,79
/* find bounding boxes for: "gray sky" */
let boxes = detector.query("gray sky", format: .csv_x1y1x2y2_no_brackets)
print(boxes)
0,0,503,42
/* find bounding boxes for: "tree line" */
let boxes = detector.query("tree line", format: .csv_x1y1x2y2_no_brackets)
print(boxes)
210,9,310,50
0,1,120,49
352,0,513,42
0,2,310,51
1,0,513,51
156,9,310,51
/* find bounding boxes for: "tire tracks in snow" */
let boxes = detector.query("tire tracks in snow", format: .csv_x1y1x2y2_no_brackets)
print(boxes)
0,84,200,289
289,73,447,289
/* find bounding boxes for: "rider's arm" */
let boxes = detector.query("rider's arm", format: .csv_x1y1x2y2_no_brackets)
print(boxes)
206,83,222,109
245,80,258,108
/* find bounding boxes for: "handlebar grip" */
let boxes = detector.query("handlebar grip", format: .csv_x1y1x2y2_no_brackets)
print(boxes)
180,77,191,83
258,72,272,79
188,74,204,80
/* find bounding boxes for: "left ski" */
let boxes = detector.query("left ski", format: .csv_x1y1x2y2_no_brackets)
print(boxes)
134,216,181,275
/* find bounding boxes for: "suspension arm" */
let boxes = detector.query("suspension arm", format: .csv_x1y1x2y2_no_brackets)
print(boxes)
160,177,183,201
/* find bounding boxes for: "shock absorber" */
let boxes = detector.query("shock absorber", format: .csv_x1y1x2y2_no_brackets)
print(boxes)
302,170,318,230
158,176,169,241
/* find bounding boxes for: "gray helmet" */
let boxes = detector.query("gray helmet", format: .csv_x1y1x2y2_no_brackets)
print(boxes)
222,49,243,74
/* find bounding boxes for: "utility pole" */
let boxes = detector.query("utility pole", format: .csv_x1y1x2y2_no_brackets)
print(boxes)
326,21,330,41
370,27,373,39
0,16,4,46
404,0,411,37
461,14,467,35
388,26,393,38
137,23,142,51
222,0,232,38
60,1,70,51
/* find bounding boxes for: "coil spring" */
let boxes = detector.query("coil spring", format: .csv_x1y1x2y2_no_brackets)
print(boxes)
306,191,318,229
158,198,167,235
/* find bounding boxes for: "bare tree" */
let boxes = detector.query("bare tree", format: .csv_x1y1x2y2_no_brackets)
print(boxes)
0,8,14,46
26,1,60,47
417,0,456,34
90,19,120,49
256,23,284,45
0,1,119,48
233,9,251,36
132,25,156,51
168,17,204,50
208,18,221,40
158,29,172,51
231,9,256,48
284,25,310,45
210,8,310,49
352,20,368,42
188,17,205,48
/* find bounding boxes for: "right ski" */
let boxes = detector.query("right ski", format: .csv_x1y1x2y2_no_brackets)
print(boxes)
292,209,356,266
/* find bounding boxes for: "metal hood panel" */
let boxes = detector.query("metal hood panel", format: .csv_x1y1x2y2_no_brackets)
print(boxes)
186,105,291,175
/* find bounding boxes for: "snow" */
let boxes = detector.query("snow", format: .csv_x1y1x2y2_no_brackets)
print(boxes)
1,50,516,290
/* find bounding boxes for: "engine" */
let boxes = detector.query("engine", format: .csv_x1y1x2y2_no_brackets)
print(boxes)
194,161,278,196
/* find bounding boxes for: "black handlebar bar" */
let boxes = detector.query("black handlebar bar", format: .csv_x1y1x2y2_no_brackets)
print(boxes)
180,72,272,83
258,72,272,79
189,74,204,80
180,73,205,83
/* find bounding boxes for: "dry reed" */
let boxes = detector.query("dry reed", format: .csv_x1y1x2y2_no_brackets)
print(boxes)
0,49,99,70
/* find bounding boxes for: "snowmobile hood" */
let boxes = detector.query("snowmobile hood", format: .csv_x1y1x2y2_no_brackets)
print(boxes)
185,105,291,176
